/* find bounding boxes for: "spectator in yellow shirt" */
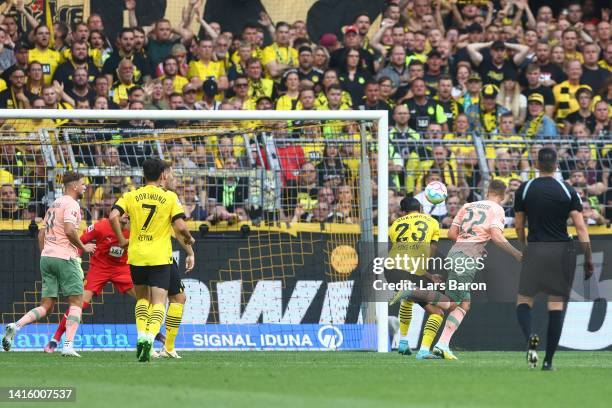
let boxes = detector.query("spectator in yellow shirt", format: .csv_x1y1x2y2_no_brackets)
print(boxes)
561,28,584,63
187,38,226,93
552,60,585,123
261,22,298,81
160,56,189,94
316,84,350,110
111,59,137,108
275,70,301,110
28,25,61,85
246,58,274,100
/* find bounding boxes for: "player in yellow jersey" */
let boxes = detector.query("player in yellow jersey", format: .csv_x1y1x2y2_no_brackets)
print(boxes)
391,181,522,360
386,197,445,359
154,168,196,359
109,158,195,362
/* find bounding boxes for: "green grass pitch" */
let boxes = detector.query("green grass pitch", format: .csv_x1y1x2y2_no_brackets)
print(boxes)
1,351,610,408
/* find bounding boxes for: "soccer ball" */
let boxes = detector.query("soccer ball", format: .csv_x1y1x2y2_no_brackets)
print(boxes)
424,181,448,205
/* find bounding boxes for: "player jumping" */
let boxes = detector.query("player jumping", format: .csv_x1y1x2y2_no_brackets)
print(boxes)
390,180,522,359
3,172,95,357
386,197,445,359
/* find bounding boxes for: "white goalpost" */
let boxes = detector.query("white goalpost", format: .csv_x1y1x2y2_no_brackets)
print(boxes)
0,108,390,353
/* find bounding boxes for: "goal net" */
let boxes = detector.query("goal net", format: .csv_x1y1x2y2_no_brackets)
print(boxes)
0,109,389,352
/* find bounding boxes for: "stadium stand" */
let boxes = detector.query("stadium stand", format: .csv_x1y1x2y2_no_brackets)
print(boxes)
0,0,610,229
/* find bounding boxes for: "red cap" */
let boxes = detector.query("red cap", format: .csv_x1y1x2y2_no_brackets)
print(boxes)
320,33,338,47
343,25,359,35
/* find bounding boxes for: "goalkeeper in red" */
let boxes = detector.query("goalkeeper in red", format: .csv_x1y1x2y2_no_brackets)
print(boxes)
391,180,522,359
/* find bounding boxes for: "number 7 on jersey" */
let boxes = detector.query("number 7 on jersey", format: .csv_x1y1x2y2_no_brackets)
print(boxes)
141,204,157,231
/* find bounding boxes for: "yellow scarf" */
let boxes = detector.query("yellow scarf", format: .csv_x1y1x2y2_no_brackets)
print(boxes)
520,113,544,138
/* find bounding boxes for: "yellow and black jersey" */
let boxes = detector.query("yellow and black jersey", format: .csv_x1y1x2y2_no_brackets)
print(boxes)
28,48,61,85
114,184,185,266
388,212,440,276
598,60,612,72
275,94,301,110
552,81,582,122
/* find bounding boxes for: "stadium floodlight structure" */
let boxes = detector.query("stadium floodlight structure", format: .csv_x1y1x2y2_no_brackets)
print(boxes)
0,108,390,353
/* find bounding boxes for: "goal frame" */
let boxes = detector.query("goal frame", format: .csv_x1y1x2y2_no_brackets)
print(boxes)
0,108,390,353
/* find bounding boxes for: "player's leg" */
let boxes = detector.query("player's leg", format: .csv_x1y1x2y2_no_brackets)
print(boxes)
139,265,171,362
4,256,59,351
134,284,150,359
384,268,416,355
389,286,456,311
160,293,186,358
415,304,444,360
3,297,55,352
433,301,469,360
397,300,414,355
131,265,153,359
46,289,95,353
433,251,476,360
542,296,566,371
124,287,166,345
61,293,84,357
58,257,86,357
159,262,186,358
142,286,168,362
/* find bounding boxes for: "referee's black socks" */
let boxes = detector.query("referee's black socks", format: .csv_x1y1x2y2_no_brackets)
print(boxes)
516,303,532,342
544,310,565,366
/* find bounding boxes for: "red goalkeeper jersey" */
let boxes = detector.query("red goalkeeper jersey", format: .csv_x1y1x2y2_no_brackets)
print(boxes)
80,218,129,270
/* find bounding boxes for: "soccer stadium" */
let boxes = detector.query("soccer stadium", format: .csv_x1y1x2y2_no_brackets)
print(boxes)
0,0,611,407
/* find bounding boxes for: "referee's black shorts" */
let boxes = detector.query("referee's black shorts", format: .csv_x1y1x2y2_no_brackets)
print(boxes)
130,264,172,290
384,268,430,308
168,260,185,297
518,241,577,299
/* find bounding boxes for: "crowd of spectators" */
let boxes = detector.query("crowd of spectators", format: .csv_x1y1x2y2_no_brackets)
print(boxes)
0,0,610,228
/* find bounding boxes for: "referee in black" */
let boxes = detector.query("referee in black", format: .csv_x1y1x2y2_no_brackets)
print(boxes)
513,147,593,371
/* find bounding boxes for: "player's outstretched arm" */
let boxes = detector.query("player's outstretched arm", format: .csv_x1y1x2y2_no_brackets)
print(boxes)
491,227,522,262
569,210,594,279
109,208,128,248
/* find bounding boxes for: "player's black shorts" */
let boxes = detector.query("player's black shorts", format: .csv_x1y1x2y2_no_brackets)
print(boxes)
130,264,171,290
518,241,577,299
168,260,185,297
384,268,430,308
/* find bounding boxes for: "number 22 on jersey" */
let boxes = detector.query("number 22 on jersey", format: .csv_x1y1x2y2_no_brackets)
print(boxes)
458,208,486,237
